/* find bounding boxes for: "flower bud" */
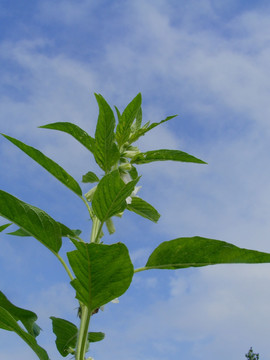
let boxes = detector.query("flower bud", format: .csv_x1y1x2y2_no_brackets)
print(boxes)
84,185,97,202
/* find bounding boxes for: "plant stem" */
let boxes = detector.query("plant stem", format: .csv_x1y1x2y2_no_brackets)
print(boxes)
53,252,74,280
91,216,101,243
76,305,91,360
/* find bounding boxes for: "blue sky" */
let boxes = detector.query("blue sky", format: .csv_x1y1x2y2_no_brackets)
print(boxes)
1,0,270,359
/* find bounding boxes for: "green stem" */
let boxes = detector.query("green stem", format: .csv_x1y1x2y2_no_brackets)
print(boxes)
81,196,94,220
91,216,102,243
76,305,91,360
134,266,148,273
53,251,74,281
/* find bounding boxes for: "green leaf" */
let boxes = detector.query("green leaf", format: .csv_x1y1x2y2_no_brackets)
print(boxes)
7,228,31,236
116,93,142,146
0,307,49,360
50,317,105,357
1,134,82,196
92,170,139,222
39,122,95,152
129,115,177,144
131,107,142,133
145,236,270,270
0,292,41,337
131,149,207,165
0,190,62,253
88,331,105,342
0,223,12,232
7,223,79,240
82,171,99,183
127,197,160,223
94,94,119,172
67,242,134,311
50,317,77,357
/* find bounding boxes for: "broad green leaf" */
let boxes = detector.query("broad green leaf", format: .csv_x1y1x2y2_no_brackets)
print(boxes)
131,149,206,165
94,94,119,172
92,170,139,222
0,292,41,337
127,197,160,223
1,134,82,196
129,115,177,144
50,317,104,357
0,307,49,360
39,122,95,152
145,236,270,270
67,242,134,311
0,190,62,253
0,223,12,232
116,93,142,146
82,171,99,183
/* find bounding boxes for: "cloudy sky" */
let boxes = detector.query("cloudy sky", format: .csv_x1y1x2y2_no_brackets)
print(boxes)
1,0,270,359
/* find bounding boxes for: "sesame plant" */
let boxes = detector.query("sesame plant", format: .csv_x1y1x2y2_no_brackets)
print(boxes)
1,93,270,360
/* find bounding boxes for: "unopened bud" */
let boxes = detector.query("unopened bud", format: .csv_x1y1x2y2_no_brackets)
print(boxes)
85,185,97,202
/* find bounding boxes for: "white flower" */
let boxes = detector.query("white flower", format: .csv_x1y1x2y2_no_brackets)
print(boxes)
126,186,141,204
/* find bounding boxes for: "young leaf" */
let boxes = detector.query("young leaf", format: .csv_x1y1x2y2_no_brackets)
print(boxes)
50,317,105,357
145,236,270,270
131,149,206,165
116,93,142,146
1,134,82,196
0,291,41,337
7,223,79,240
94,94,119,172
127,197,160,223
39,122,95,152
0,223,12,232
131,107,143,133
82,171,99,183
88,331,105,342
92,170,139,222
50,317,78,357
129,115,177,144
7,228,32,236
0,307,49,360
0,190,62,253
67,242,134,311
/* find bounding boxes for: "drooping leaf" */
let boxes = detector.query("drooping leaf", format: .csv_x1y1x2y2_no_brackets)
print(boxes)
131,149,206,165
145,236,270,270
50,317,105,357
0,223,12,232
129,115,177,144
94,94,119,172
0,307,49,360
127,197,160,223
0,292,41,337
67,242,134,311
116,93,142,146
1,134,82,196
92,170,139,222
82,171,99,183
0,190,62,253
39,122,95,152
